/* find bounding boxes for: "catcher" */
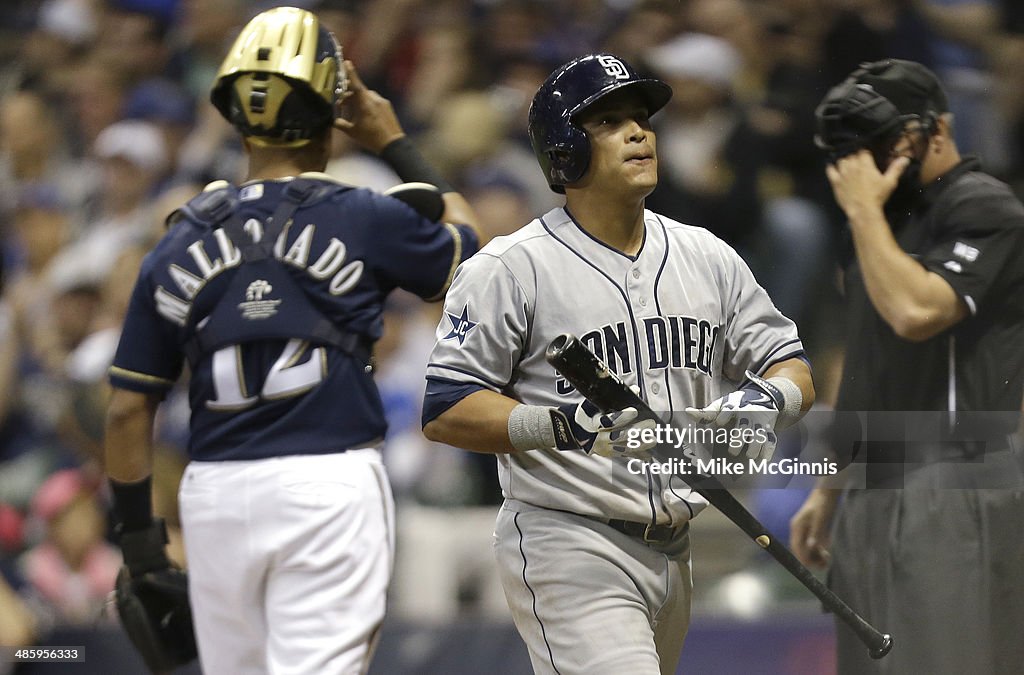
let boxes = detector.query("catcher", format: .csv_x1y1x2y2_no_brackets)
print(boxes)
104,6,479,673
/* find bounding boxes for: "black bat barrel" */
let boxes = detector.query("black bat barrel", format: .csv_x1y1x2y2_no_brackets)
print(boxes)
545,333,650,416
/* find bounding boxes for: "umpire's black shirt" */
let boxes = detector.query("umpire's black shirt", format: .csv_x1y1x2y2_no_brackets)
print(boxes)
836,157,1024,465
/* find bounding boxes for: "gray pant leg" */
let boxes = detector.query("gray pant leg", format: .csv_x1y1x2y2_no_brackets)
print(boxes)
494,502,691,675
831,460,1024,675
829,490,897,675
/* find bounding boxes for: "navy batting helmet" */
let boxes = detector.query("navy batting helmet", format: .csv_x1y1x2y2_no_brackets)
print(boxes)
815,59,948,160
528,54,672,193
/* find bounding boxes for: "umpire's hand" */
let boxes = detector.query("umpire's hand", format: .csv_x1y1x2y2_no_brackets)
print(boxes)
790,488,840,569
826,150,909,218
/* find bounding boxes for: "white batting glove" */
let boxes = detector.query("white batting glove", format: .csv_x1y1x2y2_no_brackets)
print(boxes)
685,371,783,460
550,388,658,459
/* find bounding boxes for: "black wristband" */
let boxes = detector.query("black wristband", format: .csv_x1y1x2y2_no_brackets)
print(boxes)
379,137,456,194
110,477,154,533
119,518,171,577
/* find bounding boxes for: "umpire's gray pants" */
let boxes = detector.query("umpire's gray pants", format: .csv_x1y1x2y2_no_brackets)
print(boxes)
830,451,1024,675
494,499,691,675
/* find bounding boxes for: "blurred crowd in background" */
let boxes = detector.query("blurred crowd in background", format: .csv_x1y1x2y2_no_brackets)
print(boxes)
1,0,1024,650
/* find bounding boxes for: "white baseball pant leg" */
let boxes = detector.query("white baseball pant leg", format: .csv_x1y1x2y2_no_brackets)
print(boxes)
179,449,395,675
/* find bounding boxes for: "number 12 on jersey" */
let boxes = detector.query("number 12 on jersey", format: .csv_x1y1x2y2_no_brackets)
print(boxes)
207,339,326,410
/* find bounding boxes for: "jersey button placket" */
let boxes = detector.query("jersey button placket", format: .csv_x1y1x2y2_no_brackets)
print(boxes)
628,263,653,318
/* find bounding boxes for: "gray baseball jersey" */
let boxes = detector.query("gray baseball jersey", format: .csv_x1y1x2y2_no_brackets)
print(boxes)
425,207,804,525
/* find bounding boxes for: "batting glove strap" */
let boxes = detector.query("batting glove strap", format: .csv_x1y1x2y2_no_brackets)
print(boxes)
119,519,172,578
507,401,656,457
741,370,784,410
554,400,614,452
549,405,590,451
548,408,577,451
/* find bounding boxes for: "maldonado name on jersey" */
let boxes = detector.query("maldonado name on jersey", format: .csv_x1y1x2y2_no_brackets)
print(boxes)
555,316,719,395
154,220,363,326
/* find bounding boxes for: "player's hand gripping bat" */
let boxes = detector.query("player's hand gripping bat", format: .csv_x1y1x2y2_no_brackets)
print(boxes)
545,333,893,660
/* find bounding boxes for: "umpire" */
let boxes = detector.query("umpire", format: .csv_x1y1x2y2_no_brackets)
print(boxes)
790,59,1024,674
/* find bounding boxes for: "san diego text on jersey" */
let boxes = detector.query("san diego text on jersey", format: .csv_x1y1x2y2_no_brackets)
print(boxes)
556,316,719,394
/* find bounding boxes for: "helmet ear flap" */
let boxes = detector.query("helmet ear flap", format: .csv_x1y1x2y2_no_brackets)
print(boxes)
546,129,591,188
545,148,569,168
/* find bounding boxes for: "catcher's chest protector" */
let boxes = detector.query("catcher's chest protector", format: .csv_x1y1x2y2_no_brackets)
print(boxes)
179,179,371,366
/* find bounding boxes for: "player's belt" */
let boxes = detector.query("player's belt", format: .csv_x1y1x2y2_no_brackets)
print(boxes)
606,519,684,545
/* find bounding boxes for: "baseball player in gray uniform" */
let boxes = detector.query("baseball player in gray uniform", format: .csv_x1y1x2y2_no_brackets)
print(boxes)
422,54,815,675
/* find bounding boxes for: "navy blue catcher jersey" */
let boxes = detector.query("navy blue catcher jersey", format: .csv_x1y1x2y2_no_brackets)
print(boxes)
109,174,477,461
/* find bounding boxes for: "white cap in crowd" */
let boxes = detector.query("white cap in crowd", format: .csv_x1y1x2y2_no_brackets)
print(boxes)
94,120,168,173
38,0,97,45
646,33,741,90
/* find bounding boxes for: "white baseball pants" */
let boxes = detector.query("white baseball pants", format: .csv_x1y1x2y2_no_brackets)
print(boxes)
179,449,395,675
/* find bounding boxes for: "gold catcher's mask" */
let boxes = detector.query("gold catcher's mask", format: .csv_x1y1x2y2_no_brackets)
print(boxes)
210,6,347,147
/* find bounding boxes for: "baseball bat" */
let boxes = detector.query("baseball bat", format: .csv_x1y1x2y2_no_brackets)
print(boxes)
545,333,893,660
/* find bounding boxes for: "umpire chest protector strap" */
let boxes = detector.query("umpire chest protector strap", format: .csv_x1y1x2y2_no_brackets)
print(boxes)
180,178,373,367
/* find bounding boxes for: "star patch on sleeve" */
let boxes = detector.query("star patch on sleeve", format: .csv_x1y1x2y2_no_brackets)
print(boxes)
443,304,477,345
